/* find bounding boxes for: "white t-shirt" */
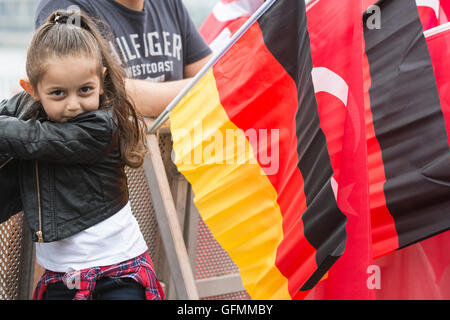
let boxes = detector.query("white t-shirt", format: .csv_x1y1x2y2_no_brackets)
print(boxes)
35,202,148,272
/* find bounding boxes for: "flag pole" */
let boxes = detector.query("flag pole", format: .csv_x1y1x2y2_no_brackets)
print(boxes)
147,0,277,134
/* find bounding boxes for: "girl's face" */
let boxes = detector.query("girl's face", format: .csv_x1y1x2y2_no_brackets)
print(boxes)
35,55,103,123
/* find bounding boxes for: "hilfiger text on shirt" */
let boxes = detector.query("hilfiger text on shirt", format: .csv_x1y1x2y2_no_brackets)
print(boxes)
109,31,182,78
110,31,182,62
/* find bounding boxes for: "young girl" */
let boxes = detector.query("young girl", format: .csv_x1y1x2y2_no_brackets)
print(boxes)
0,10,165,300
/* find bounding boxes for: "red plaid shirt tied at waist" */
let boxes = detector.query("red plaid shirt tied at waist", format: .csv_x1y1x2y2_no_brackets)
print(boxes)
33,251,165,300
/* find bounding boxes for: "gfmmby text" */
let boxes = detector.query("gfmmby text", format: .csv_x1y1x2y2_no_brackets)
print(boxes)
177,304,273,318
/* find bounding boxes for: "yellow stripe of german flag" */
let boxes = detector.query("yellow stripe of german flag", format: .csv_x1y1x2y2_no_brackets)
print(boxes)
170,69,290,299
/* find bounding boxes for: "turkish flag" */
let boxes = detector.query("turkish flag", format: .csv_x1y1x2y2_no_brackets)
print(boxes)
305,0,374,300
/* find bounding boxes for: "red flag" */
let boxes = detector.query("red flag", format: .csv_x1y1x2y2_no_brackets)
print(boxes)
199,0,264,52
416,0,450,30
305,0,374,299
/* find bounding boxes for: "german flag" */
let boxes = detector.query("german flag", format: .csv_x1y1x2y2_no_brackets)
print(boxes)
170,0,347,299
363,0,450,259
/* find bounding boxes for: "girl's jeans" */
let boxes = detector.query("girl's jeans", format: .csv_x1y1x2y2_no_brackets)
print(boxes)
43,277,146,300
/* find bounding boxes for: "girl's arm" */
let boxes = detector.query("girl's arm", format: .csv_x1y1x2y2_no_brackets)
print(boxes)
0,109,115,164
0,95,23,222
0,92,26,166
0,91,29,117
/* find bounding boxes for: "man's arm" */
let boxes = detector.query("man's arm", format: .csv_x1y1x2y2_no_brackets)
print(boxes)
126,53,213,118
184,53,213,78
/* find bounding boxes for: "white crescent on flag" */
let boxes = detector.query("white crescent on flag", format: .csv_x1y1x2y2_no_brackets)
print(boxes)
311,67,349,107
311,66,350,201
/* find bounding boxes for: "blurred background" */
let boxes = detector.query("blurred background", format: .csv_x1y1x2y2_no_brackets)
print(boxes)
0,0,216,100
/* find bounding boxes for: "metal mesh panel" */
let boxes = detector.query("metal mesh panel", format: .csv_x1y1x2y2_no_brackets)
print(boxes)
195,218,240,280
0,213,25,300
125,166,162,271
195,217,250,300
201,291,250,300
124,132,173,279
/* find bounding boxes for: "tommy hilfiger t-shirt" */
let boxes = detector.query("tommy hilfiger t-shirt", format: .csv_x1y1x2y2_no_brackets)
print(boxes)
35,0,212,82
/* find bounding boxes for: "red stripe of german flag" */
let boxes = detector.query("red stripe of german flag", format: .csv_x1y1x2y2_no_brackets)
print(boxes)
170,0,346,299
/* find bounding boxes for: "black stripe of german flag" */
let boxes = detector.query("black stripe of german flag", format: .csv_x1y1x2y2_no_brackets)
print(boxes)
364,0,450,249
259,0,347,291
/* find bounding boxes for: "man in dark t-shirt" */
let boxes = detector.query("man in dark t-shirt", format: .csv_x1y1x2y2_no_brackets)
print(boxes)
34,0,212,117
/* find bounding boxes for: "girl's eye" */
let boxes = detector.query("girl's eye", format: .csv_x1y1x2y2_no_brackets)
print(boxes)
80,87,93,94
51,90,64,97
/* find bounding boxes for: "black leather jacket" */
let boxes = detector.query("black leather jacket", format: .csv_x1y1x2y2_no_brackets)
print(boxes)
0,92,129,242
